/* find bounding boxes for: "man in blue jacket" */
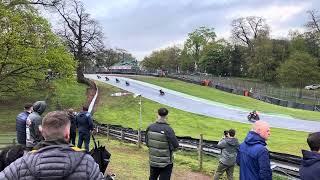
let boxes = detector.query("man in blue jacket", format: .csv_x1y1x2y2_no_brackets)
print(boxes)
76,106,93,152
299,132,320,180
237,120,272,180
15,103,33,145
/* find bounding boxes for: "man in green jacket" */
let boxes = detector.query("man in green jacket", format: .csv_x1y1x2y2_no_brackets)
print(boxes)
146,108,179,180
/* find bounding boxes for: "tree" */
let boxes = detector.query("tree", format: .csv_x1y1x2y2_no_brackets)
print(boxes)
277,51,320,88
231,16,269,57
184,26,216,71
306,10,320,34
48,0,104,83
0,2,74,96
199,40,231,76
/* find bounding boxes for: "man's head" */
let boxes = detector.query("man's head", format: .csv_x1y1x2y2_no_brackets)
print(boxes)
41,111,70,142
83,106,89,112
307,132,320,152
253,121,271,140
158,108,168,118
24,103,33,112
228,129,236,137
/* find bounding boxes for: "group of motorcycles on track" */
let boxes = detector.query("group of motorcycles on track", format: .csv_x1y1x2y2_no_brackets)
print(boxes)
97,75,259,121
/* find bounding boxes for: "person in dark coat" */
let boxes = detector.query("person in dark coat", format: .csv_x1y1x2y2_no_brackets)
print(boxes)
16,103,33,145
299,132,320,180
236,121,272,180
145,108,179,180
76,106,93,152
0,111,105,180
67,109,77,145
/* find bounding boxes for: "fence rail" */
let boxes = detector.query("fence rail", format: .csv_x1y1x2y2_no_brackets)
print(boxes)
94,122,301,179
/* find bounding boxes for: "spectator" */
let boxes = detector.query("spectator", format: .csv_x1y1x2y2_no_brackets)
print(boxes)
213,129,239,180
146,108,179,180
0,111,105,179
26,101,47,150
0,145,25,171
76,106,93,152
16,103,33,145
236,120,272,180
299,132,320,180
67,109,77,145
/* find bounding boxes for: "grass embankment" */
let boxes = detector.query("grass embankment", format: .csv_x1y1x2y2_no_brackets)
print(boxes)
93,137,286,180
94,82,308,156
131,76,320,121
0,78,87,132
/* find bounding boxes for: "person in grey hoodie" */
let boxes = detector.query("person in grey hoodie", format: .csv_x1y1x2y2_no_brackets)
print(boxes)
213,129,239,180
26,101,47,149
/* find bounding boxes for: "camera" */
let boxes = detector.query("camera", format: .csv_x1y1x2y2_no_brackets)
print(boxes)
224,130,229,137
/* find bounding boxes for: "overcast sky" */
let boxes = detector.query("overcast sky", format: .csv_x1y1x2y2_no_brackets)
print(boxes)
77,0,318,60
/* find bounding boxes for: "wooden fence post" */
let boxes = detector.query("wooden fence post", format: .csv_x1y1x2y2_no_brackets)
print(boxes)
138,129,141,148
107,124,110,141
198,134,203,171
12,138,16,146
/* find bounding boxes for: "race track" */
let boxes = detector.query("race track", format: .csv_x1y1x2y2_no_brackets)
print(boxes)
86,74,320,132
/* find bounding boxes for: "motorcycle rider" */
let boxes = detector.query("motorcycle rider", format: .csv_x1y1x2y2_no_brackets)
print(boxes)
126,81,130,86
159,89,165,95
248,110,260,121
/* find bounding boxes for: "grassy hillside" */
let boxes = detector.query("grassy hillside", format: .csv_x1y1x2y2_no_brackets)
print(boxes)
94,82,308,156
130,76,320,121
0,78,87,132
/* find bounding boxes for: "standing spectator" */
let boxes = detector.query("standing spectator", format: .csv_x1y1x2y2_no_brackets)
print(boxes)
213,129,239,180
16,103,33,145
76,106,93,152
299,132,320,180
0,111,105,179
145,108,179,180
26,101,47,150
67,109,77,145
236,121,272,180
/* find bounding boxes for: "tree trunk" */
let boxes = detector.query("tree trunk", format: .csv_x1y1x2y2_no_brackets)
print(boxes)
76,61,86,83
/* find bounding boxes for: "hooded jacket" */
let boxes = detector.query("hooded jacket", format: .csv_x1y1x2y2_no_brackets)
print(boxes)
145,117,179,168
76,111,93,133
299,150,320,180
0,140,105,180
217,137,239,166
236,131,272,180
26,101,47,148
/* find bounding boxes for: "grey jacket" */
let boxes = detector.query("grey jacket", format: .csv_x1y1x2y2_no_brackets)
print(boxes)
26,101,46,148
0,140,104,180
146,118,179,168
217,137,239,166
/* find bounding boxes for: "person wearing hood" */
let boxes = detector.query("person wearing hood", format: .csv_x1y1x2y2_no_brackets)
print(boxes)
146,108,179,180
299,132,320,180
213,129,239,180
236,121,272,180
0,111,105,179
26,101,47,149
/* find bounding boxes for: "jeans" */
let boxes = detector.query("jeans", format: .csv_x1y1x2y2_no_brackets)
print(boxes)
70,131,76,146
77,131,90,152
213,162,234,180
149,164,173,180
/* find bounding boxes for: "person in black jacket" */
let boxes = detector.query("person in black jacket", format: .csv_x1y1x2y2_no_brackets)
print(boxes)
67,109,77,146
146,108,179,180
16,103,33,146
300,132,320,180
76,106,93,152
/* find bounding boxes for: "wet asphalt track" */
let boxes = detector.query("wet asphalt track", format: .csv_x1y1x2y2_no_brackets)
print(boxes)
86,74,320,132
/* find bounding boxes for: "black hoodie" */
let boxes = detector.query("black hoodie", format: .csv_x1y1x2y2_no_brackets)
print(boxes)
300,150,320,180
